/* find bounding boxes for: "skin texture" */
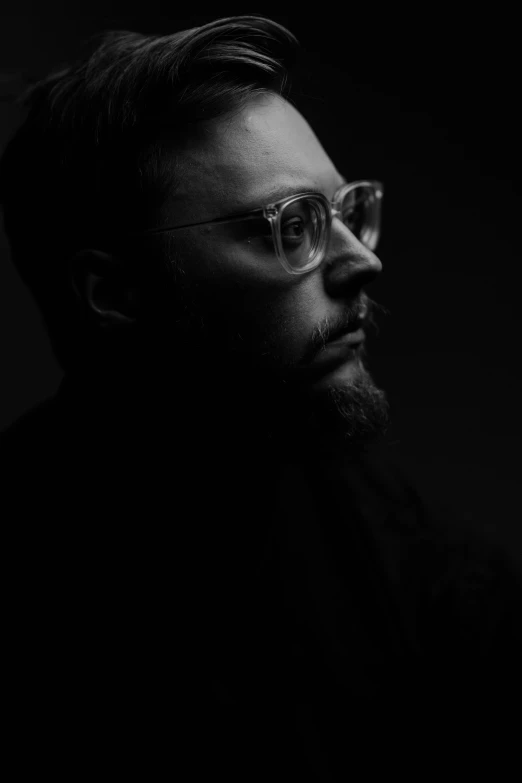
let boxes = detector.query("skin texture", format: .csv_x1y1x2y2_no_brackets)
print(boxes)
80,92,389,448
159,94,382,371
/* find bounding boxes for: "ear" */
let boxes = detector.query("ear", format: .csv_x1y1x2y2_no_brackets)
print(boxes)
69,249,140,328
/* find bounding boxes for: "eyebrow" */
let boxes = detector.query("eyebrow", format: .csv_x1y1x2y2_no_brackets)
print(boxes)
238,175,348,213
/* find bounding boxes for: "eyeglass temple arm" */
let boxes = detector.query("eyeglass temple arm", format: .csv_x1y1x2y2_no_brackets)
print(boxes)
130,208,267,237
129,182,383,237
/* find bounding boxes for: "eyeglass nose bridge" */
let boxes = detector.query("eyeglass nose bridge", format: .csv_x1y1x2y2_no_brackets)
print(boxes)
326,204,359,251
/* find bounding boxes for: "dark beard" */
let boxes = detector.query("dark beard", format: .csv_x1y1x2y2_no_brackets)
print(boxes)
301,365,390,448
126,267,391,453
189,350,391,456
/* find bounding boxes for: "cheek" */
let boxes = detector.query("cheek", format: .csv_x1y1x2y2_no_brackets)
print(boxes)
243,280,327,362
173,236,328,358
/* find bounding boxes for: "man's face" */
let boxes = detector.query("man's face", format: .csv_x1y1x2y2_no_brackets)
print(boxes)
152,93,388,444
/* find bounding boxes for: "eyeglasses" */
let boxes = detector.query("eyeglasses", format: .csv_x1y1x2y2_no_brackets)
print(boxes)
132,179,383,275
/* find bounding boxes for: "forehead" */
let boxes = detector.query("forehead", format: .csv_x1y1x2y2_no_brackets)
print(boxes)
166,94,341,220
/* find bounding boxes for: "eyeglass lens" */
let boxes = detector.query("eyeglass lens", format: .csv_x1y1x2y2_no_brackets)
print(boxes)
279,198,324,271
280,184,380,270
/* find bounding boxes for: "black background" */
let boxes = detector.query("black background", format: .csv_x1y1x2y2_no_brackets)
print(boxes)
1,3,520,560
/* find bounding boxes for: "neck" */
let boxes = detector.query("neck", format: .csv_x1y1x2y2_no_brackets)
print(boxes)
60,356,384,466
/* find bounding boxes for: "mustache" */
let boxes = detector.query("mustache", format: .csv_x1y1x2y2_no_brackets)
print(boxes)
304,294,390,362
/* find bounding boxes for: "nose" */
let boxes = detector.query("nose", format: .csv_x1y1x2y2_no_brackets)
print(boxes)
322,219,383,296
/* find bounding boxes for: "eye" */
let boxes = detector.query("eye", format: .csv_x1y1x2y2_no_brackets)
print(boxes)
281,217,306,240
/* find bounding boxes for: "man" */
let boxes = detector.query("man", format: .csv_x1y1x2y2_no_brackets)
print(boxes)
1,15,520,778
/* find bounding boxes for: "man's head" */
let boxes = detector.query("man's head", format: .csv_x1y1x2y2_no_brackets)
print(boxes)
0,15,389,449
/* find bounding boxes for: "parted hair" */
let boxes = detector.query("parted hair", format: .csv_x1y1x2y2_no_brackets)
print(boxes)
0,15,297,371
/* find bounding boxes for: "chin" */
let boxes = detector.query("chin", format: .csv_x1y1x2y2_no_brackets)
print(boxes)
303,362,391,446
334,375,389,442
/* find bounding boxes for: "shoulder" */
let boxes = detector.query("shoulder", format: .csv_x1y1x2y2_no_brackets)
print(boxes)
1,392,67,482
424,530,522,658
1,390,64,448
359,439,522,647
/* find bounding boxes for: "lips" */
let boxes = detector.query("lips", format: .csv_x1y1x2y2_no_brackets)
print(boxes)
326,326,365,347
326,304,368,345
298,324,365,382
296,306,369,381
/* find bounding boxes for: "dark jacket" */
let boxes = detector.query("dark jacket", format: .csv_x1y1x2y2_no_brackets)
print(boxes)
2,374,521,778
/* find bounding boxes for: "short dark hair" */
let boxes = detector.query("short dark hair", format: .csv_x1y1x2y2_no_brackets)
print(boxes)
0,15,298,372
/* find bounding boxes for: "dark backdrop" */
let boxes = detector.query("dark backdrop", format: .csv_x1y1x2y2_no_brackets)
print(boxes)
1,3,520,562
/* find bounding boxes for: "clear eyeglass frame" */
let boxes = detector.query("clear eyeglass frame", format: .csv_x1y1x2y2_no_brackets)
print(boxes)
131,179,384,276
261,179,383,274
